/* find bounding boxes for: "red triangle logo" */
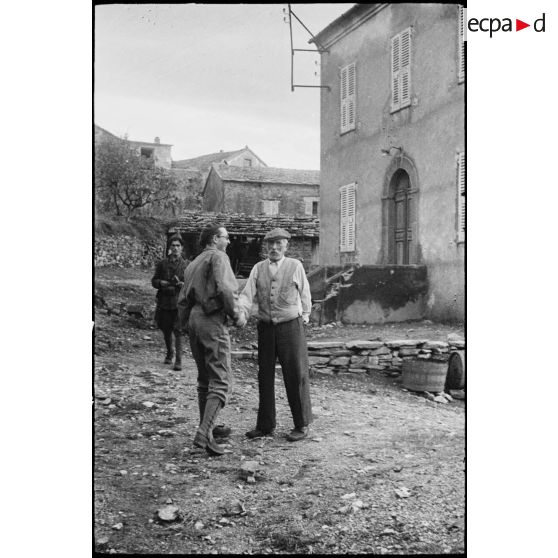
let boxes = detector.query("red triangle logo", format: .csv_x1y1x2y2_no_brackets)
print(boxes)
516,19,530,31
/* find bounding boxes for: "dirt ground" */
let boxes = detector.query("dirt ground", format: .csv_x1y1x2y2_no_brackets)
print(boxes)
94,267,465,555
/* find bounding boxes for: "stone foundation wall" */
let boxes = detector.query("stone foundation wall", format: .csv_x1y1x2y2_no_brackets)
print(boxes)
95,234,165,268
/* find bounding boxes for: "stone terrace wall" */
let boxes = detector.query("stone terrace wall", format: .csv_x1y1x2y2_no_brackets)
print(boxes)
95,234,165,268
232,335,465,379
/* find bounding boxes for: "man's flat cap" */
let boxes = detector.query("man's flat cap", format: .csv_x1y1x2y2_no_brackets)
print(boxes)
264,228,291,241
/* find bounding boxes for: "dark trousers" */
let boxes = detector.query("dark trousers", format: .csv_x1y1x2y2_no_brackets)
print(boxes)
188,305,232,405
256,316,312,431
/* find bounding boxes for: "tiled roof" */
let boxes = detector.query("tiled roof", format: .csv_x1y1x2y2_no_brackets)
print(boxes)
172,149,246,170
167,210,319,238
211,164,320,185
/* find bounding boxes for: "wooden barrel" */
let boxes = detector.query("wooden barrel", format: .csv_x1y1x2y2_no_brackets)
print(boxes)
402,359,448,392
445,350,465,390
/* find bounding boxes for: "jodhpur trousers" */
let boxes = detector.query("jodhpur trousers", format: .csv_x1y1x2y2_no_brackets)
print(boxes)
188,305,232,405
256,316,312,431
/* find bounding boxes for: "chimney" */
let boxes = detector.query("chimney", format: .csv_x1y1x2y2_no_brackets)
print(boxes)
219,149,224,153
154,137,160,144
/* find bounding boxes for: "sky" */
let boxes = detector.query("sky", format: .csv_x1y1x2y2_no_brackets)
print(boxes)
95,3,353,169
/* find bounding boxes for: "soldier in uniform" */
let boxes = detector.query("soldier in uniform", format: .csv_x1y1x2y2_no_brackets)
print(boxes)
151,234,188,371
177,224,241,456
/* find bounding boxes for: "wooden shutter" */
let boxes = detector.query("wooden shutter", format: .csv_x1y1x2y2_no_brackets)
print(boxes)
347,63,356,130
400,29,411,107
340,187,347,249
346,183,356,251
391,28,412,111
391,34,400,110
304,197,318,216
340,63,356,133
457,152,465,242
458,6,465,82
340,183,356,252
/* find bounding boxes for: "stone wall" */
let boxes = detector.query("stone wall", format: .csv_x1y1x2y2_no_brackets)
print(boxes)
95,234,166,268
223,182,320,216
257,237,319,271
232,335,465,379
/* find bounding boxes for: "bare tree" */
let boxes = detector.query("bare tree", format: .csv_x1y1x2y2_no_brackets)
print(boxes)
95,136,181,220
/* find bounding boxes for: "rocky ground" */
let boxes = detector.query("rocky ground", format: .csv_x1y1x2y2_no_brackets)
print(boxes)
94,267,465,555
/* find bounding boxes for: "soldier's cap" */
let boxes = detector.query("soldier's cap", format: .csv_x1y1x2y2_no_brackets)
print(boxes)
263,228,291,241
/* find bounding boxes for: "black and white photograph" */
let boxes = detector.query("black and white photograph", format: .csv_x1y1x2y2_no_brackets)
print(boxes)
9,0,558,556
93,3,465,555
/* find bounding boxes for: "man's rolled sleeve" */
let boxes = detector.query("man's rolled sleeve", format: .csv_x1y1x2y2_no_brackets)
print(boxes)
294,263,312,318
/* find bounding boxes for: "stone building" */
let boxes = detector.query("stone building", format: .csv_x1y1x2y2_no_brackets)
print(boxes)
310,4,465,323
94,124,172,169
167,210,319,277
203,164,320,217
171,147,267,200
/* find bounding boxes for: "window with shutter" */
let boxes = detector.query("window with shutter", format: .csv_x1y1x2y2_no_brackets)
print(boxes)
391,28,412,112
262,200,279,216
304,197,319,216
457,152,465,242
339,183,356,252
458,6,465,83
340,63,356,134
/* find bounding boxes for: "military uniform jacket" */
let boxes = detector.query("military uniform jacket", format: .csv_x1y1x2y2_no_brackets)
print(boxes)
177,247,239,329
151,256,188,310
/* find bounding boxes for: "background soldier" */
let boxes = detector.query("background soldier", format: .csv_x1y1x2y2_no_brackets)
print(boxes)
151,234,187,371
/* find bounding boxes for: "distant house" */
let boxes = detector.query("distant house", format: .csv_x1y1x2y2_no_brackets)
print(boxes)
171,146,267,205
94,124,172,169
310,4,465,323
203,164,320,217
167,210,319,276
172,146,267,174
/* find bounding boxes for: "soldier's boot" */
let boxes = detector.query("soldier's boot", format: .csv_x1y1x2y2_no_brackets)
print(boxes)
198,393,231,438
173,333,183,371
193,398,225,456
163,330,174,364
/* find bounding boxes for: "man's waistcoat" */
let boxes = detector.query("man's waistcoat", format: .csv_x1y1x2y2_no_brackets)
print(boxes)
255,258,301,324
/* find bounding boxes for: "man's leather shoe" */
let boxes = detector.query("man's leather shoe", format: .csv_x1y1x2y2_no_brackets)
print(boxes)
245,428,274,439
286,427,309,442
